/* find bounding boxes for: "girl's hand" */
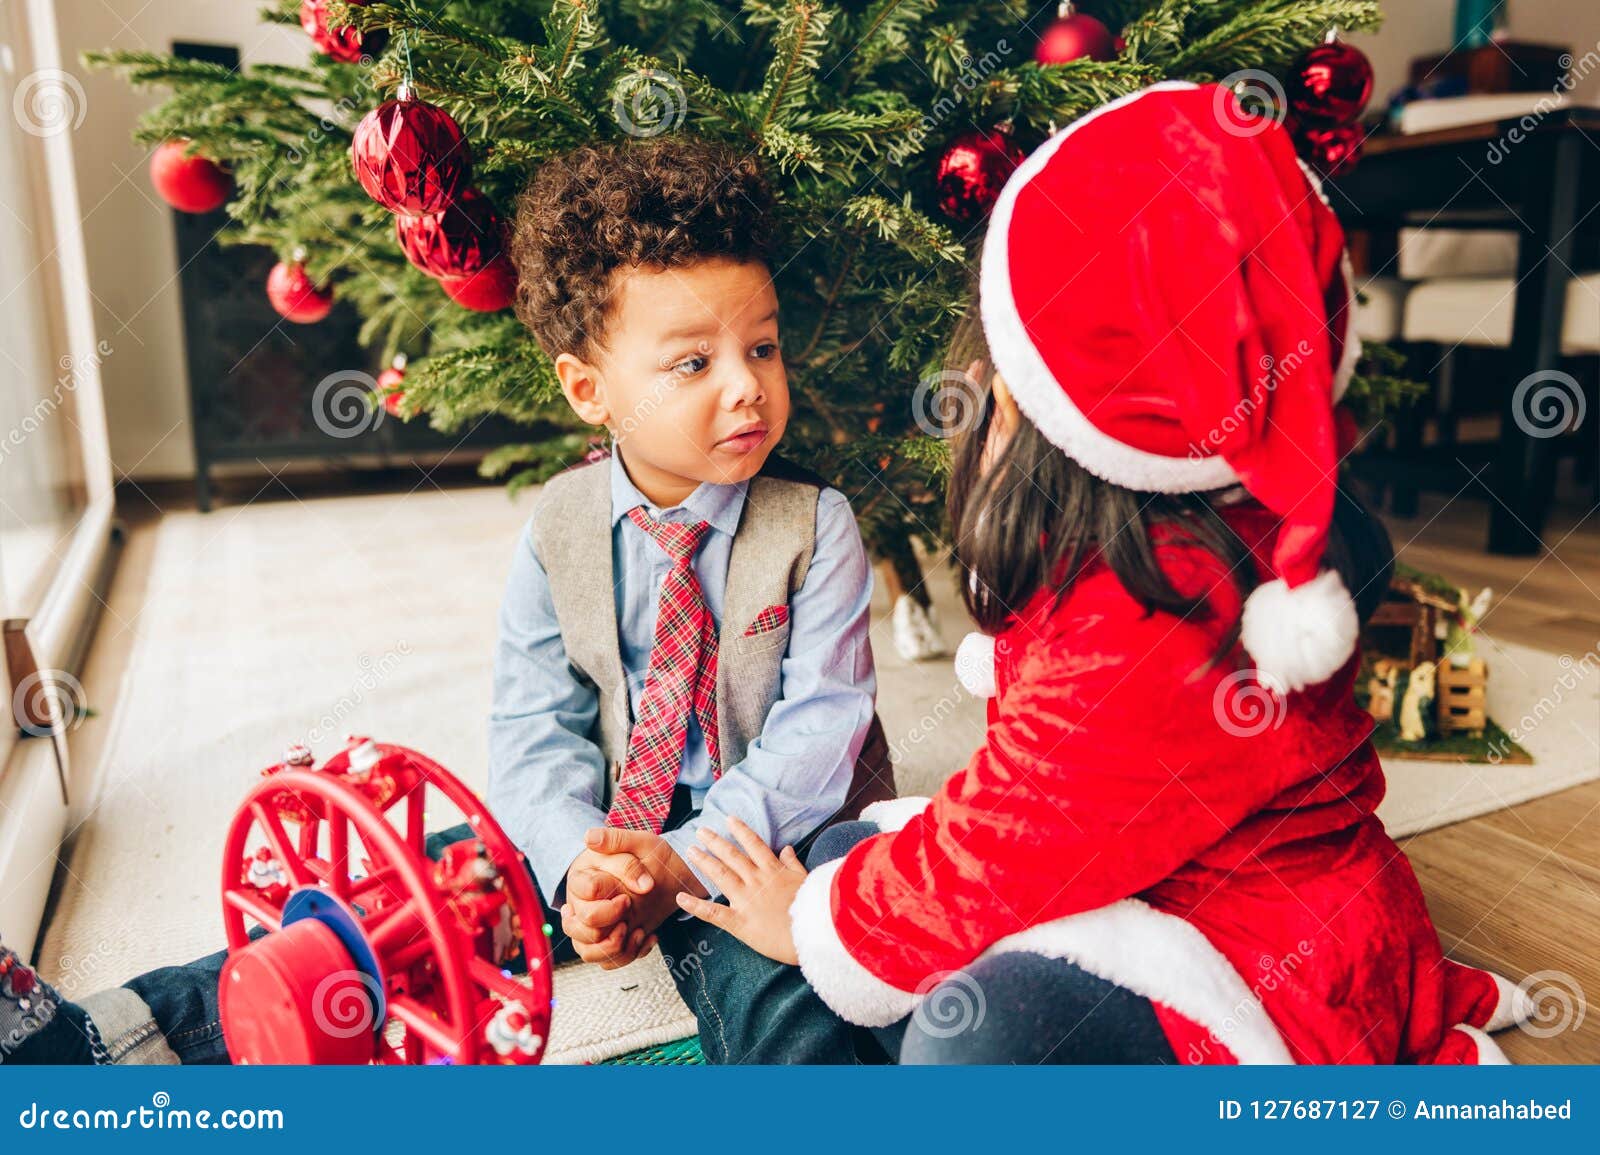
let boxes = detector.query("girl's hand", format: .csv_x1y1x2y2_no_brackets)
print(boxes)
675,817,806,965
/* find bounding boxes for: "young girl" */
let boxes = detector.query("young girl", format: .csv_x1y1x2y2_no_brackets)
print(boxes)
675,82,1534,1065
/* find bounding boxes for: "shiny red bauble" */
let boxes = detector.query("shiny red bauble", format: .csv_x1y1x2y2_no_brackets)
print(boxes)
935,127,1025,225
149,140,233,213
1034,6,1117,65
377,355,407,415
351,93,471,216
395,188,504,279
300,0,372,64
439,256,517,312
1285,38,1374,126
1297,120,1364,177
267,260,334,324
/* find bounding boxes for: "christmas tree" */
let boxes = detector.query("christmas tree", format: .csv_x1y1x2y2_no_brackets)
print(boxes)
88,0,1404,558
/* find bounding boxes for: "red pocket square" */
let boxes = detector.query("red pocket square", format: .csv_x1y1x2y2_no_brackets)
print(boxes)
743,604,790,637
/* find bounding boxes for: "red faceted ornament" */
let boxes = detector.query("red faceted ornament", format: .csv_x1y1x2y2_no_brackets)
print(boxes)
149,140,233,213
351,90,470,216
267,260,334,324
1034,3,1116,65
1297,120,1363,177
439,255,517,312
1285,33,1374,126
935,127,1025,225
395,187,504,279
300,0,372,64
378,353,407,415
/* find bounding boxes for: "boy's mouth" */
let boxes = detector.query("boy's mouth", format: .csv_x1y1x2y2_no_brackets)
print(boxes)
715,422,769,454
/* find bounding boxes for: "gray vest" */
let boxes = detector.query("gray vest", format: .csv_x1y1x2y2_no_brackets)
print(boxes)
529,460,820,805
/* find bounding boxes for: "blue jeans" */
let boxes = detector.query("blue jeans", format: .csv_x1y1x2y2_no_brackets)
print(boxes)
30,820,1175,1064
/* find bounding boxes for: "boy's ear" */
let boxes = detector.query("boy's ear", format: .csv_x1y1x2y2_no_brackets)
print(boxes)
554,352,610,428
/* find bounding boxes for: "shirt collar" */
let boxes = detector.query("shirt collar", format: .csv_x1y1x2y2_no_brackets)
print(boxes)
608,447,748,538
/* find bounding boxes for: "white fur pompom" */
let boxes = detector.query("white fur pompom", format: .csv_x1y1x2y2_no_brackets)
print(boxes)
954,631,997,698
1239,570,1359,694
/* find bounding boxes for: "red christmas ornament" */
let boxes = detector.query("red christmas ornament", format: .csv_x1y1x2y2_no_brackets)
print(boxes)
935,127,1025,225
1034,3,1116,65
149,140,233,213
378,353,407,415
300,0,373,64
439,255,517,312
395,188,504,279
1285,31,1374,126
267,258,334,324
1296,120,1363,177
351,88,471,216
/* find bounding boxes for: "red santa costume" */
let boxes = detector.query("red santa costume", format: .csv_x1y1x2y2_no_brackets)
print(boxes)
788,82,1534,1064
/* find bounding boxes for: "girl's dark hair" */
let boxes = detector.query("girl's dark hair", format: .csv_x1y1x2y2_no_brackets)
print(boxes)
945,308,1394,664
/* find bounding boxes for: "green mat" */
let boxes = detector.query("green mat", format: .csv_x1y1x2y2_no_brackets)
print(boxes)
601,1036,705,1065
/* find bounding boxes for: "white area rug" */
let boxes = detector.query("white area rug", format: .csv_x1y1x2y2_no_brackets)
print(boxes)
1375,635,1600,838
34,485,1598,1063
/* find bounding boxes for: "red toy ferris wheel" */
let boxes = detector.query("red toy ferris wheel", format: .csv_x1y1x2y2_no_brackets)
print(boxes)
217,736,554,1065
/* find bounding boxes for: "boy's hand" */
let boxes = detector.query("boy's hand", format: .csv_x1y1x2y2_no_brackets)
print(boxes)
582,827,708,937
675,817,805,966
562,847,656,969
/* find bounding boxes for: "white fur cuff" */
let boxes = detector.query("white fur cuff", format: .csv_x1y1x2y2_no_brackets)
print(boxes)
790,858,920,1027
858,796,932,833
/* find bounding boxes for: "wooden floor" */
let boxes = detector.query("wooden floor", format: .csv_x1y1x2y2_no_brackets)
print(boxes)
1381,491,1600,1063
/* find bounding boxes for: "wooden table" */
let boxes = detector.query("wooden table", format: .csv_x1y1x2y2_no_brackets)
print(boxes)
1327,108,1600,556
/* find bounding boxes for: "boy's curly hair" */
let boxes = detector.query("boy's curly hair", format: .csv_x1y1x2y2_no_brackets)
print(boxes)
509,138,777,360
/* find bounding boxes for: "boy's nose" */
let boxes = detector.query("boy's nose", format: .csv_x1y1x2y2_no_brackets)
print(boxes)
720,364,764,408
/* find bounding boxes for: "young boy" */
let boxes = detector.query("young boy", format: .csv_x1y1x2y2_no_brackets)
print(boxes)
2,137,892,1066
480,137,894,1054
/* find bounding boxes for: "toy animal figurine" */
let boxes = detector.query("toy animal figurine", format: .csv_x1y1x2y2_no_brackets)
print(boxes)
1366,659,1399,723
1398,661,1437,743
218,736,553,1065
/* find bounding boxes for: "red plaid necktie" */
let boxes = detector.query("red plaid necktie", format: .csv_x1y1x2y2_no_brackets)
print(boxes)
606,506,723,833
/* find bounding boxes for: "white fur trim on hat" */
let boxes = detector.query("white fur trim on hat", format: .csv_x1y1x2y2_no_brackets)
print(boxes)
790,858,921,1027
985,898,1294,1064
1239,569,1359,693
858,796,932,833
979,81,1242,495
954,631,997,698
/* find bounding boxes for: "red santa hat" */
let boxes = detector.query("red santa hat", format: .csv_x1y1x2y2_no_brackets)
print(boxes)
977,81,1361,694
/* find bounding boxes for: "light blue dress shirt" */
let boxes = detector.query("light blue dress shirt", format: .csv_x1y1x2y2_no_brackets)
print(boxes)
487,450,877,905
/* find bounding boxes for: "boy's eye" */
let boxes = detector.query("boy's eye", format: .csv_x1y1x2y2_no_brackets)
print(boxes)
752,343,778,360
671,355,708,377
